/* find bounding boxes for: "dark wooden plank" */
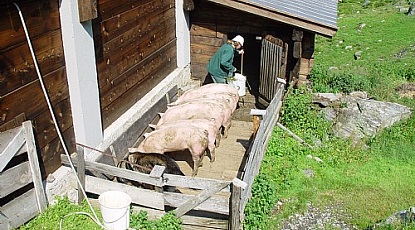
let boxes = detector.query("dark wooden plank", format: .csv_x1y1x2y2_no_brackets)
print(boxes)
78,0,98,22
41,127,75,176
99,0,172,43
0,66,68,127
100,40,177,127
0,113,26,132
0,0,61,51
97,14,175,90
190,24,217,37
32,98,73,150
0,29,65,96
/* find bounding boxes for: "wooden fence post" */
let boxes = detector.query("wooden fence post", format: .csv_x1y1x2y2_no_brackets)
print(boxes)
76,145,85,204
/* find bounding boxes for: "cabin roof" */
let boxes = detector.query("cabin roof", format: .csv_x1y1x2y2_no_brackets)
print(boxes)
205,0,338,37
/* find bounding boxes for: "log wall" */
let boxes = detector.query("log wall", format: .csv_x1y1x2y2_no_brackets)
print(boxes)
0,0,74,176
94,0,178,128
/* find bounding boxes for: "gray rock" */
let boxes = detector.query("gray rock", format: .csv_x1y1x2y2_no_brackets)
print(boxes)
332,94,412,142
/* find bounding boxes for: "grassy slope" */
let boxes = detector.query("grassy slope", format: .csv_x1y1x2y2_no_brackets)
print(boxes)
244,1,415,229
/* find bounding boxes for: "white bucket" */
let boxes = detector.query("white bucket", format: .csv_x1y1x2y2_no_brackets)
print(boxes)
99,190,132,230
229,73,246,96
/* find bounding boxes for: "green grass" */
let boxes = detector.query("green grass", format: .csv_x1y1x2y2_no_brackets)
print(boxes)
244,0,415,229
18,196,182,230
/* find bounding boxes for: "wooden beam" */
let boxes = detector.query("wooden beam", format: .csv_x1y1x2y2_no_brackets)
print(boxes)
23,121,47,213
84,175,165,210
175,182,229,217
78,0,98,22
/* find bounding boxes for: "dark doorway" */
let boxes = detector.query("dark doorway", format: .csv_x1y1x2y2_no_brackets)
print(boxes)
229,33,262,98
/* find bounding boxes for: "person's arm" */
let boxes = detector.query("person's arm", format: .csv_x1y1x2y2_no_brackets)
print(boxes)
219,47,235,74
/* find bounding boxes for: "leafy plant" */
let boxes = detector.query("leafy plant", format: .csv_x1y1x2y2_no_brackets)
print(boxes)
19,196,182,230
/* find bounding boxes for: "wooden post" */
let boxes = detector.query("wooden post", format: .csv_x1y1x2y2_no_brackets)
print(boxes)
230,184,242,230
150,165,166,193
76,145,85,204
229,178,247,230
23,121,47,213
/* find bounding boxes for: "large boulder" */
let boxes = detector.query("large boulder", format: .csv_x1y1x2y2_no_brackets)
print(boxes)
314,92,412,144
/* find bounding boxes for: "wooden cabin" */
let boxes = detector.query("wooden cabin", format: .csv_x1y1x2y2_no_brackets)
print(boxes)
0,0,337,229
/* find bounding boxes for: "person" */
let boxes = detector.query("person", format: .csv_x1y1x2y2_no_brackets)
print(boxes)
205,35,245,84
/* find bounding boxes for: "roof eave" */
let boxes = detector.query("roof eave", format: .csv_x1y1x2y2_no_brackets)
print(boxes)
206,0,338,38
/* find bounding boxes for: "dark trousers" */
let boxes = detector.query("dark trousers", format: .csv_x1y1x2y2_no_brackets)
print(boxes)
202,73,214,85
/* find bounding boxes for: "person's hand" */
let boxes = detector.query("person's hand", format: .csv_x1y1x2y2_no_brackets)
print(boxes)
238,49,244,55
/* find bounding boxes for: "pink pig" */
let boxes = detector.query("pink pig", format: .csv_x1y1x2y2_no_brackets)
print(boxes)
153,118,220,162
130,124,209,177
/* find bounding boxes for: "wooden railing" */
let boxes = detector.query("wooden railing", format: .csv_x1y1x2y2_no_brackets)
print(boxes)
229,80,286,229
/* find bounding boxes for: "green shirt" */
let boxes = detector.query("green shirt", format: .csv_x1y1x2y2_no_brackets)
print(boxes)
206,43,236,83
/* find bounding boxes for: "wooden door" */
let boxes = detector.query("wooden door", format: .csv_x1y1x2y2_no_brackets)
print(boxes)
258,35,287,105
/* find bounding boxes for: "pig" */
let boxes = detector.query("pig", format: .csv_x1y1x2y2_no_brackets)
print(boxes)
117,152,184,192
152,118,220,162
169,92,239,114
166,99,234,138
129,124,209,177
157,101,233,138
174,84,239,106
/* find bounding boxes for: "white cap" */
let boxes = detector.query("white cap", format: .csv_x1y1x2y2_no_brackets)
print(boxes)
232,35,244,46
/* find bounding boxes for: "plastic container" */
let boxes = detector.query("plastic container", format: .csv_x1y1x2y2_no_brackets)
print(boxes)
228,73,246,96
99,190,132,230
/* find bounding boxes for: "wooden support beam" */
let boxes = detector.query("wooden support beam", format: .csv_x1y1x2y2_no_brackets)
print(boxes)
78,0,97,22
